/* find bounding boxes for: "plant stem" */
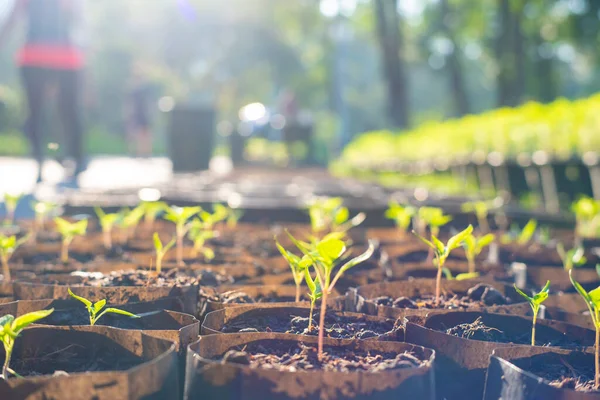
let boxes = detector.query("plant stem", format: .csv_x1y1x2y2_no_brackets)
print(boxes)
2,342,12,380
435,259,442,305
467,255,475,274
531,308,537,346
295,283,300,303
596,318,600,389
1,254,10,282
478,214,489,234
103,229,112,250
308,299,314,331
176,227,184,267
317,288,328,360
156,255,162,274
61,239,69,264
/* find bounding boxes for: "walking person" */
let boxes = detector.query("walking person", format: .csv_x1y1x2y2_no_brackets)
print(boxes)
0,0,87,184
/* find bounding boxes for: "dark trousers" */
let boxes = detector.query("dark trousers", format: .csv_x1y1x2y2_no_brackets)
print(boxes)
20,66,84,173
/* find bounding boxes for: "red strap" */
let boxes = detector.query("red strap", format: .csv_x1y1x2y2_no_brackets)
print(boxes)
17,44,84,69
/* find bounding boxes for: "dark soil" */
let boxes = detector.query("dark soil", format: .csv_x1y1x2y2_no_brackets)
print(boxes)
444,317,583,347
528,360,598,393
217,342,426,372
69,268,234,287
39,308,184,330
370,283,509,310
199,288,297,304
221,312,398,340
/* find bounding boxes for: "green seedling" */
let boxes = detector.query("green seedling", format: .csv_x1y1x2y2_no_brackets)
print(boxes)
461,200,493,233
571,196,600,239
226,207,244,228
2,193,22,225
307,197,365,238
570,270,600,388
275,237,313,303
418,207,453,262
54,217,87,263
95,207,121,250
557,243,586,271
303,267,322,331
31,200,58,232
288,231,375,359
141,201,167,230
0,235,30,282
514,281,550,346
164,206,201,266
118,206,145,243
153,233,176,274
0,309,54,380
187,219,216,261
413,225,473,305
384,201,416,232
441,267,480,281
500,220,538,245
199,206,228,231
68,288,139,326
462,232,495,273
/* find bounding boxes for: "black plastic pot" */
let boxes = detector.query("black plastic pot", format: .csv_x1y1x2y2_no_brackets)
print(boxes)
484,346,598,400
201,304,402,341
0,325,178,399
184,332,436,400
404,311,596,400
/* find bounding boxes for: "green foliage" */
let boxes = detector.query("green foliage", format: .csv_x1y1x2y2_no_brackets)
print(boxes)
501,219,538,245
153,233,176,273
441,268,480,281
462,232,495,273
557,243,587,271
384,201,416,232
54,218,88,242
0,234,30,281
307,197,365,236
571,196,600,239
119,206,145,230
514,281,550,346
95,207,121,233
461,200,498,232
141,201,167,226
164,206,202,233
0,309,54,379
226,208,244,228
414,225,473,268
31,201,59,229
68,288,138,326
2,193,22,224
199,205,228,230
187,220,216,261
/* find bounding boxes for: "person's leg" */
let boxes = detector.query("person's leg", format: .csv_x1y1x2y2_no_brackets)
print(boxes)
56,68,85,176
20,67,48,182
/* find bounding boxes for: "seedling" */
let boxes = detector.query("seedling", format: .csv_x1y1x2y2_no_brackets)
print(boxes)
571,196,600,239
187,219,216,261
461,200,493,233
303,267,322,331
0,235,30,281
0,309,54,380
462,232,495,273
384,201,416,232
514,281,550,346
2,193,22,225
141,201,167,230
413,225,474,305
501,219,537,245
418,207,453,263
557,243,586,271
153,233,176,274
68,288,139,326
118,206,145,243
54,217,88,263
164,206,201,266
441,267,480,281
307,197,365,238
31,200,58,232
95,207,121,250
288,231,375,359
226,207,244,228
199,206,227,231
570,270,600,388
275,237,313,302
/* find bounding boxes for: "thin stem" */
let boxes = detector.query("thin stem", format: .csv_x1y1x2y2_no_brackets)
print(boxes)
435,257,442,305
2,341,12,380
1,254,10,282
318,288,328,360
61,239,70,264
156,254,163,274
176,228,184,267
308,299,314,331
295,283,300,303
596,310,600,389
467,255,475,274
531,307,537,346
103,228,112,250
478,214,489,234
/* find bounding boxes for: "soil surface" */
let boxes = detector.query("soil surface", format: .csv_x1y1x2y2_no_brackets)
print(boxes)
40,308,184,330
199,288,297,304
527,362,599,393
68,268,234,287
444,317,583,347
221,312,398,340
218,342,426,372
369,283,509,310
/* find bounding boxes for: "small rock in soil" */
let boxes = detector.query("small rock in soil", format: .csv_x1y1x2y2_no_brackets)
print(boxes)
466,283,488,301
481,286,507,305
392,297,418,309
222,350,251,365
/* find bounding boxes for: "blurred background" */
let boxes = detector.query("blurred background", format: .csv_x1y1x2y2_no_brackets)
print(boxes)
0,0,599,211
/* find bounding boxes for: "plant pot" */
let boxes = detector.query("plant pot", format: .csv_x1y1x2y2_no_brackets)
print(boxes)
13,281,199,317
344,278,530,320
0,325,178,399
404,311,596,400
184,332,436,400
201,305,402,341
484,346,598,399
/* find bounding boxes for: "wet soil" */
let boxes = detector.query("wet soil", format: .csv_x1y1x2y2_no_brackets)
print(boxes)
67,268,234,287
218,342,425,373
369,283,509,311
199,288,297,304
221,312,398,340
528,361,598,393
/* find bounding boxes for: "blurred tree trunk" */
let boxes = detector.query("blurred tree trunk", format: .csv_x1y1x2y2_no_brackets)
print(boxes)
533,33,558,103
440,0,469,116
495,0,525,107
374,0,410,129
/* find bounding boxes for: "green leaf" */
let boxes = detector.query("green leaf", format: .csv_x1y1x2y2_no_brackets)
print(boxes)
68,288,92,308
517,219,537,245
93,299,106,314
101,308,139,318
11,309,54,333
442,267,452,280
455,272,481,281
304,267,316,294
153,233,162,252
336,241,375,276
316,239,346,263
431,235,445,255
570,269,592,304
285,230,313,255
447,225,474,252
513,284,534,305
0,315,15,328
202,247,215,261
412,231,435,250
589,288,600,308
478,233,495,249
334,207,349,226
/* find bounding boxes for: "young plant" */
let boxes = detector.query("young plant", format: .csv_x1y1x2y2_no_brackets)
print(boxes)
163,206,201,266
31,200,58,232
2,193,22,225
501,219,537,246
461,200,493,233
570,270,600,388
303,266,322,331
226,207,244,228
413,225,474,305
54,217,88,263
118,206,145,243
199,206,227,231
384,201,416,233
68,288,139,326
307,197,365,238
513,281,550,346
571,196,600,239
0,309,54,380
187,219,216,261
275,237,312,302
462,232,495,273
95,207,121,250
418,207,453,262
153,233,176,274
288,231,375,359
141,201,167,230
557,243,586,271
441,267,480,281
0,235,30,281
